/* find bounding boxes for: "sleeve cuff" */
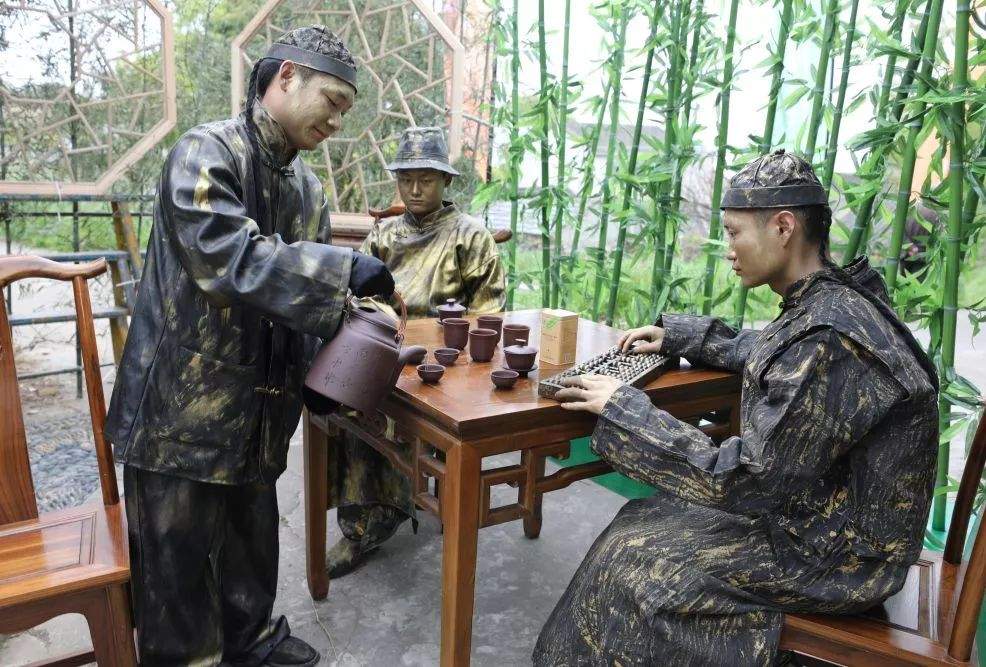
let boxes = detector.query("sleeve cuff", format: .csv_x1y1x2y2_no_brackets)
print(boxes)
599,383,646,425
656,313,705,358
314,246,353,339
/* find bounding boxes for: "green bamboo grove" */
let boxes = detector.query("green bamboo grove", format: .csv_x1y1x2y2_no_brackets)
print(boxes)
480,0,985,528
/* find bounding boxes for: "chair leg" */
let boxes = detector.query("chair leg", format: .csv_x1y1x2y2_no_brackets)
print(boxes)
85,584,137,666
304,412,331,601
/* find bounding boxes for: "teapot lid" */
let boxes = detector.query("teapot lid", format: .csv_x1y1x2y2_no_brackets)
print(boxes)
349,304,398,335
438,298,466,315
504,342,537,355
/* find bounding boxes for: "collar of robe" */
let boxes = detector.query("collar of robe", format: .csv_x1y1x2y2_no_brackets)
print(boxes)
779,269,832,310
404,201,457,230
251,99,298,174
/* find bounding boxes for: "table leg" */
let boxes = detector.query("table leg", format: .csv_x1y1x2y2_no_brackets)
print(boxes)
520,450,546,539
435,449,445,535
303,411,330,601
440,442,481,666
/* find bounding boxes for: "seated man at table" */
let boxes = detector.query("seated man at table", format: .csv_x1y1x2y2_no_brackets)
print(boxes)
324,126,506,577
533,150,939,666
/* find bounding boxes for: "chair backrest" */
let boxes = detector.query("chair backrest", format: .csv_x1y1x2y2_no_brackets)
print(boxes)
942,403,986,661
0,255,119,526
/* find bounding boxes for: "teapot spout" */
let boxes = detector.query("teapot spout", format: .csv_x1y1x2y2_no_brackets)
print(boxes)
398,345,427,368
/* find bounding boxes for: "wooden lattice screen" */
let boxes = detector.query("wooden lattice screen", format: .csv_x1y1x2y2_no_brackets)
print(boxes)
0,0,176,196
231,0,465,216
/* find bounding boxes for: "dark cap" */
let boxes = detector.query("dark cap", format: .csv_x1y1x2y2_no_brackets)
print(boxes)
261,25,358,93
386,127,459,176
720,149,828,209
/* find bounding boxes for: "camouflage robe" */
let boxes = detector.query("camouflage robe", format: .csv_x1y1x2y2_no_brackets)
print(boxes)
107,102,352,484
327,203,506,546
534,261,939,666
105,100,351,664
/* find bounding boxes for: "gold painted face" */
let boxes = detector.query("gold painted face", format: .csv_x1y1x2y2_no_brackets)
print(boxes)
722,208,787,289
396,169,451,217
277,63,355,151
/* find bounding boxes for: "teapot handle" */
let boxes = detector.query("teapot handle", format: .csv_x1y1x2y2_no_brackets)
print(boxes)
344,290,408,342
393,290,407,342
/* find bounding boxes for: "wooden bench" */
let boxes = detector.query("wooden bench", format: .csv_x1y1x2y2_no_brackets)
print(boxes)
0,255,136,666
781,405,986,665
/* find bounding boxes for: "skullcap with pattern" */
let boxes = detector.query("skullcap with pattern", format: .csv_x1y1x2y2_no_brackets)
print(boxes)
263,25,358,92
720,149,828,209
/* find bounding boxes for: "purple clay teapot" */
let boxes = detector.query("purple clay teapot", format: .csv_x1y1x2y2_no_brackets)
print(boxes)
305,292,426,414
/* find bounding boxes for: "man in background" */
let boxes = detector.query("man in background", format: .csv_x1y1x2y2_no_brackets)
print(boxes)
324,126,505,577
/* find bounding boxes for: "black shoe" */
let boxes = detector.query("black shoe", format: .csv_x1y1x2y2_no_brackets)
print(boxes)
264,636,320,667
325,536,377,578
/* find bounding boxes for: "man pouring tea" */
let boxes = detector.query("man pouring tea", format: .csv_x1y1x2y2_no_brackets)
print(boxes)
105,26,394,665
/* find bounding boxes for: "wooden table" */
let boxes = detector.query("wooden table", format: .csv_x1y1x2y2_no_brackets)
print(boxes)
303,310,741,665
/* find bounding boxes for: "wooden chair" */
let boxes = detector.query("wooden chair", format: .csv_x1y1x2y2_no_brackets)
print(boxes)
780,405,986,666
0,256,136,665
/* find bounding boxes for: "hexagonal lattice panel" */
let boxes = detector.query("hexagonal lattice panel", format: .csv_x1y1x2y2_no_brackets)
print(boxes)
0,0,176,196
232,0,464,214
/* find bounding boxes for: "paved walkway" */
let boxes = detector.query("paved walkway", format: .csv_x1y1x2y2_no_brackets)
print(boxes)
2,304,983,665
0,427,625,666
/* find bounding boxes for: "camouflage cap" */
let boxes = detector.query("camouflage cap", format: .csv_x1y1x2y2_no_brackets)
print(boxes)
720,149,827,209
386,127,460,176
263,25,358,93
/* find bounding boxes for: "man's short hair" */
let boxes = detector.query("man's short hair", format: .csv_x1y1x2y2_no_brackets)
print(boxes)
759,204,833,254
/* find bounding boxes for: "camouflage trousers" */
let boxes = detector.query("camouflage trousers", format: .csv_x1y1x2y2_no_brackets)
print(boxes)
124,465,291,666
327,429,417,549
533,491,907,666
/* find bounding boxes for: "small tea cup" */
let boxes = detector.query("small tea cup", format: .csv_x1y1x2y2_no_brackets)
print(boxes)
469,328,498,362
502,323,530,348
417,364,445,383
491,369,519,389
477,315,503,344
434,348,460,366
442,317,470,350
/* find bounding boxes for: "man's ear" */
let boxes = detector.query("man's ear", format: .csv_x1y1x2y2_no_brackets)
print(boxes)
773,209,797,246
278,60,297,91
444,174,454,187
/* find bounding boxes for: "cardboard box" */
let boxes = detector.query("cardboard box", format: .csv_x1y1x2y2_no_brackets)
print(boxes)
540,309,579,365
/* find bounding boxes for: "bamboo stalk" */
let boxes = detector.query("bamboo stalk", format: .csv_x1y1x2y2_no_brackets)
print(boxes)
700,0,740,316
651,0,691,318
677,0,706,139
506,0,520,310
843,0,912,260
735,0,794,327
935,0,970,532
550,0,573,309
562,77,612,309
538,0,551,307
761,0,794,156
605,0,662,325
958,102,985,259
665,0,707,279
820,0,860,191
589,13,629,320
884,0,945,292
891,0,935,123
805,0,841,161
961,183,981,248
